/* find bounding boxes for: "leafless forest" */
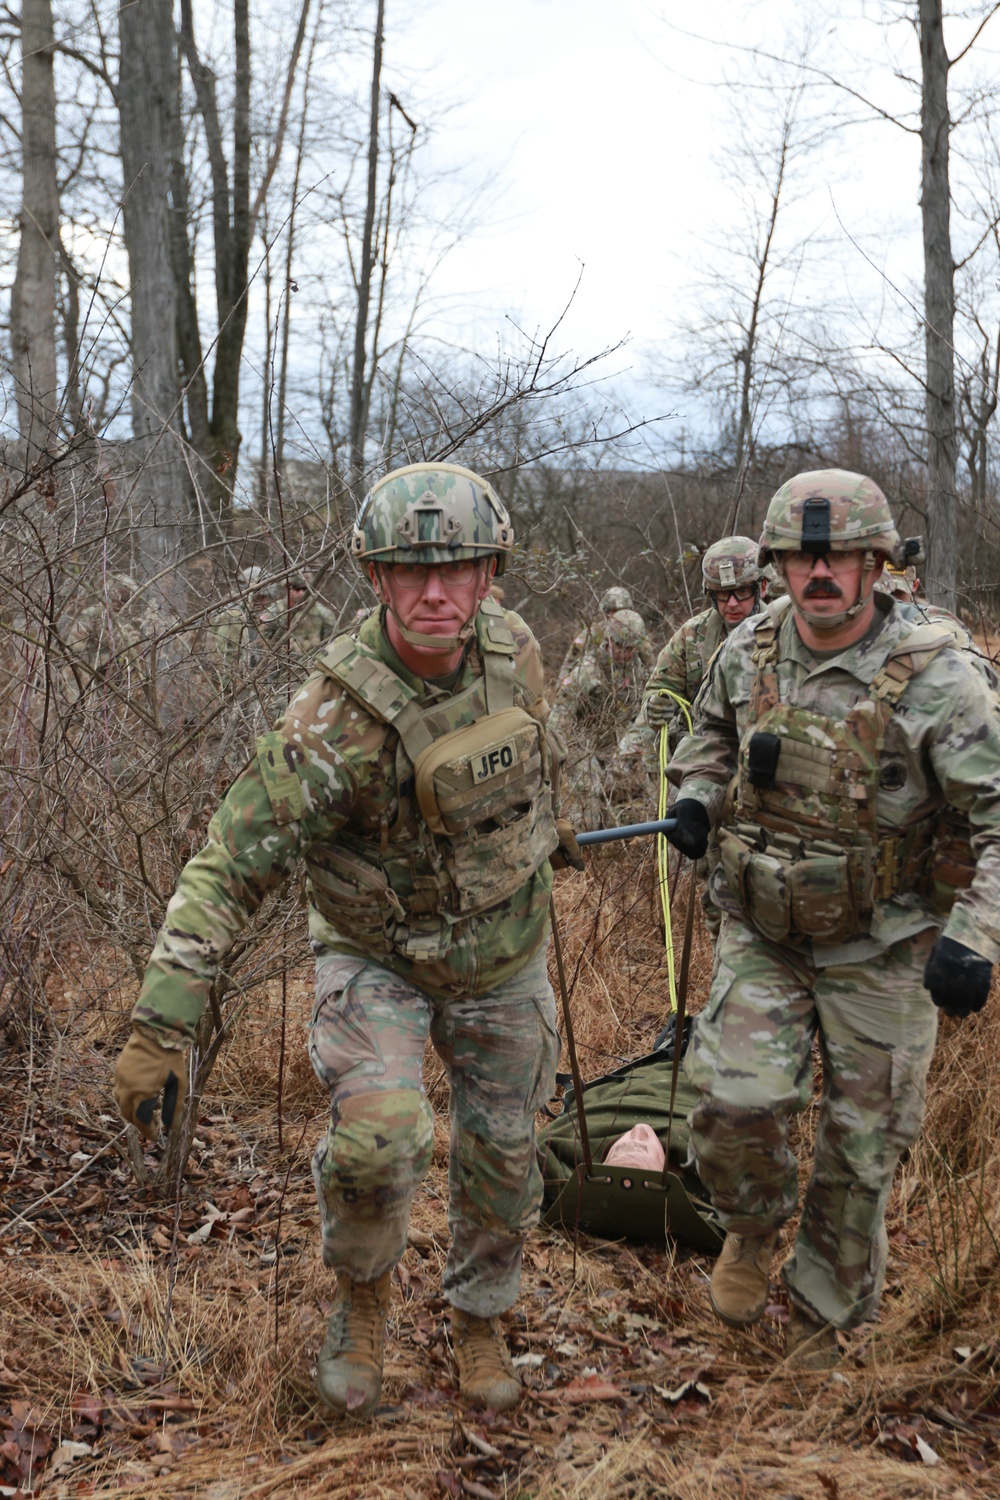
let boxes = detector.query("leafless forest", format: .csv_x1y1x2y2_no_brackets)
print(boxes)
3,1,1000,1496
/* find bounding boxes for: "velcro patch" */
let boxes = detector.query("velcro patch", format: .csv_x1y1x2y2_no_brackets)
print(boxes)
471,738,519,783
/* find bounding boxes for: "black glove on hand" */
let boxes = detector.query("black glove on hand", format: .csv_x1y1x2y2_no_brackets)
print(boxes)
923,935,993,1019
665,798,710,861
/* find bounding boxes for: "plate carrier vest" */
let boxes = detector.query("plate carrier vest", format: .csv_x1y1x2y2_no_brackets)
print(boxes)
302,599,559,964
718,601,975,946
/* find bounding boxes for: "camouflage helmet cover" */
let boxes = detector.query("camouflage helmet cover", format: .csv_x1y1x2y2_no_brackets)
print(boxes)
351,462,515,575
605,608,647,647
702,536,762,590
759,469,900,565
600,585,633,613
875,564,915,601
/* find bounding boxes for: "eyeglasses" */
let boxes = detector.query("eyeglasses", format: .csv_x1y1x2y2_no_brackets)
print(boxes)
782,551,859,574
710,584,757,602
385,558,481,589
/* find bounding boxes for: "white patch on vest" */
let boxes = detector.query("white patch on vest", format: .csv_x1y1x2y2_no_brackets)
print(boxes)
471,738,519,783
317,698,337,717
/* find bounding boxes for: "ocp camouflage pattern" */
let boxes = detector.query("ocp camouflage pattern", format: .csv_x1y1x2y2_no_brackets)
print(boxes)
133,604,555,1044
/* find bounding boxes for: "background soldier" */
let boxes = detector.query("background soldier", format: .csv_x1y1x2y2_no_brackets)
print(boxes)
63,573,141,678
641,537,767,935
642,537,766,753
113,463,572,1419
557,584,654,679
208,567,275,687
550,608,650,827
666,470,1000,1368
261,573,338,674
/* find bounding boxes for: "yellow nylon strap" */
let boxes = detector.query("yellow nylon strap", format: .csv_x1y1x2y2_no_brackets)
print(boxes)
655,692,693,1013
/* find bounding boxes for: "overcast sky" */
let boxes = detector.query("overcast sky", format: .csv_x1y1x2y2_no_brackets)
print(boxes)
380,0,938,414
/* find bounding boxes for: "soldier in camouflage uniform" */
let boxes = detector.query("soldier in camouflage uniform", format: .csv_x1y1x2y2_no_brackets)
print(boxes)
640,539,767,935
666,471,1000,1368
63,573,141,678
207,567,275,687
549,608,650,827
113,463,579,1418
260,574,338,674
557,585,655,679
642,538,767,753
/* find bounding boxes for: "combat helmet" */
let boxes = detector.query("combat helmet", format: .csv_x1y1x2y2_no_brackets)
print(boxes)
702,537,762,592
759,470,900,564
605,609,647,648
351,462,514,575
759,469,900,630
600,585,633,613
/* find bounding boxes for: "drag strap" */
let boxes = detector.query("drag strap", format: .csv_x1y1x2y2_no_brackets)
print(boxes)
549,896,593,1176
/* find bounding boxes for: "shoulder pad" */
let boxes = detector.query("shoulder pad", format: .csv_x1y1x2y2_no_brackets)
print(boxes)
887,621,957,664
476,597,516,656
316,633,418,723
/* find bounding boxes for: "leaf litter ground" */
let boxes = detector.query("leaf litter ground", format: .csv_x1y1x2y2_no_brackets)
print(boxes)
2,848,1000,1498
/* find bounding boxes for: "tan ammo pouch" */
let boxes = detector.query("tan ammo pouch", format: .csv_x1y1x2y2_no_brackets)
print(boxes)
719,824,864,945
412,705,545,835
923,806,976,914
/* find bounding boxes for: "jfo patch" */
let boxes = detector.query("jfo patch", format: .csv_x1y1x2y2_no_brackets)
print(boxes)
472,739,518,783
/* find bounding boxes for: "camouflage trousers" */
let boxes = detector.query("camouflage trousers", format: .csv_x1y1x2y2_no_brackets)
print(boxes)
309,944,558,1316
684,913,938,1329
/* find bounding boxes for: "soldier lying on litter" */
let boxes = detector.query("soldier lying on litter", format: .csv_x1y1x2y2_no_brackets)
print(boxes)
113,462,583,1418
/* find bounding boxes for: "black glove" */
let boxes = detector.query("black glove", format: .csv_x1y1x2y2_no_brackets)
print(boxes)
923,935,993,1019
665,798,710,861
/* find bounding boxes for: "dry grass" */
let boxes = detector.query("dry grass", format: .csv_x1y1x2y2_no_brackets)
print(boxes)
3,847,1000,1497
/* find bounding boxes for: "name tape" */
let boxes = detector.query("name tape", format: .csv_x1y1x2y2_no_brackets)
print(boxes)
472,739,518,783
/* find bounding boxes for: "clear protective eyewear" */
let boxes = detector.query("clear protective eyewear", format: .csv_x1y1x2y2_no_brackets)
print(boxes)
711,584,757,603
385,558,481,590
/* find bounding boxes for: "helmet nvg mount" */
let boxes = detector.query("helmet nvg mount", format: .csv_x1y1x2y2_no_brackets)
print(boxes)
351,462,514,576
758,469,900,631
702,536,763,592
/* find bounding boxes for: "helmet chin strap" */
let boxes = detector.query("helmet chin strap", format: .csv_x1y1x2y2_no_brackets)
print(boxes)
793,550,877,632
383,602,476,653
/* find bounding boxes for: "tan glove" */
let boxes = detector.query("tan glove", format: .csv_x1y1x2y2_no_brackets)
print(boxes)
645,693,674,728
550,817,586,872
113,1029,187,1140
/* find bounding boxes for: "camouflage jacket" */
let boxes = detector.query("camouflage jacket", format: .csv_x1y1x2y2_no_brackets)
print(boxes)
668,594,1000,964
134,604,556,1044
641,606,727,749
549,647,646,761
260,596,338,666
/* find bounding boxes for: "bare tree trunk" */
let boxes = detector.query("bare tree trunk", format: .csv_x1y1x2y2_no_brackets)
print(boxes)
276,6,321,483
11,0,59,459
919,0,958,610
349,0,385,493
118,0,188,592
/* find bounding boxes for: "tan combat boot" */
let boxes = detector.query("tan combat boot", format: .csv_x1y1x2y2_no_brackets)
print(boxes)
316,1270,392,1418
709,1230,779,1327
784,1306,840,1371
451,1308,523,1410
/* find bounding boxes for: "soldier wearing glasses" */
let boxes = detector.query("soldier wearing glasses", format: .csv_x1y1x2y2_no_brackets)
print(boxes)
112,463,574,1418
642,537,768,753
642,537,768,934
